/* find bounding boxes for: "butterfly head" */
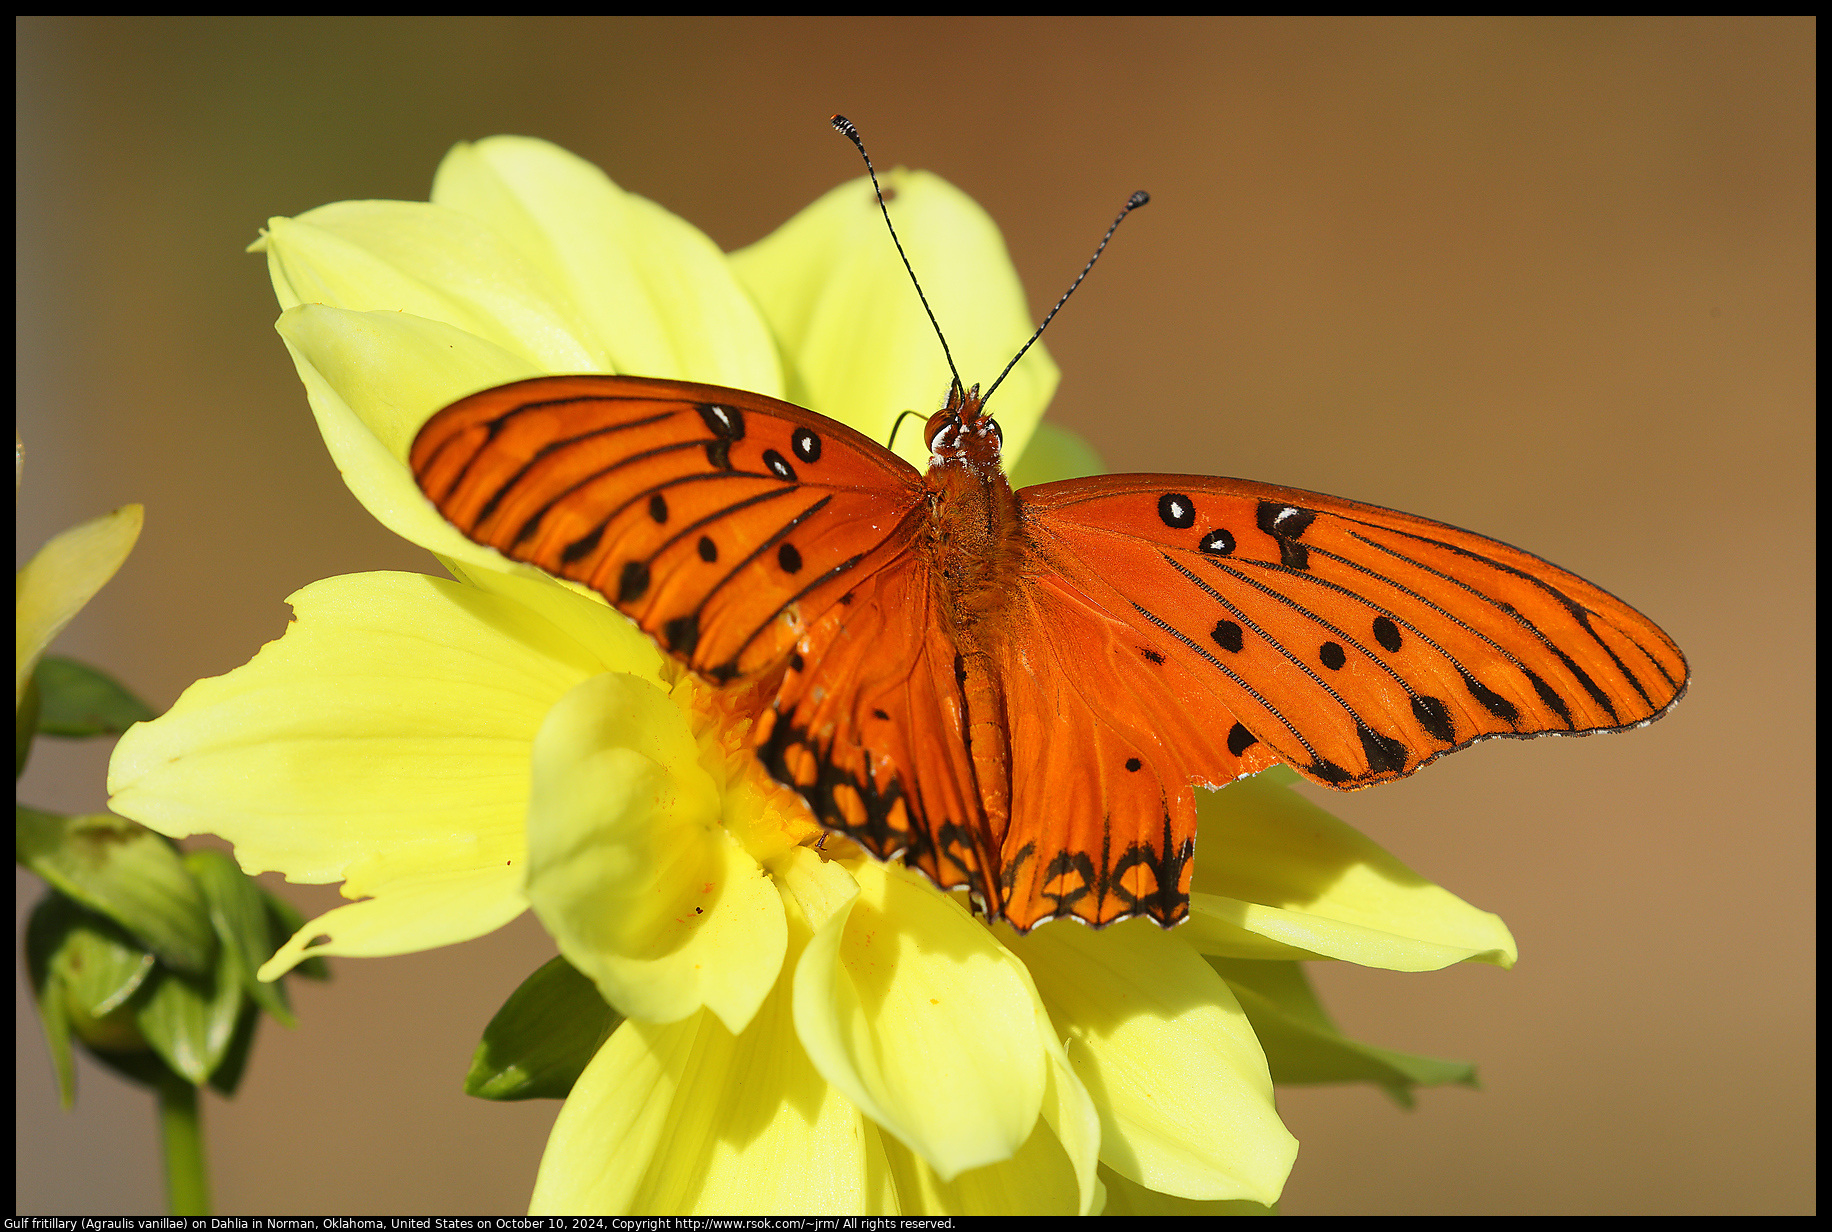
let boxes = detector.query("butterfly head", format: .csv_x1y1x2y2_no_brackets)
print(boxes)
925,382,1003,465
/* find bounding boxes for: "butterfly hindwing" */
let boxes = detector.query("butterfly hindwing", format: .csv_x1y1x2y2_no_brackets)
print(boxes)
411,375,926,682
1020,474,1689,790
754,545,996,907
992,569,1286,931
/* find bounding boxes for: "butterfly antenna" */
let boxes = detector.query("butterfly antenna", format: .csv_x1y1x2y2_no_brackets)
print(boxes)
831,115,963,400
981,190,1150,410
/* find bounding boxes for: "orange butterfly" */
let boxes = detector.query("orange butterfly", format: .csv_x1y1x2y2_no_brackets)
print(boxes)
409,126,1688,935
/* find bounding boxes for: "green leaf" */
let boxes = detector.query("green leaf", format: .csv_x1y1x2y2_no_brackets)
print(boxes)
33,655,156,737
1006,420,1106,489
262,889,330,981
186,849,295,1026
16,807,216,975
1210,957,1478,1107
133,955,242,1086
24,894,80,1107
466,954,621,1101
17,668,39,777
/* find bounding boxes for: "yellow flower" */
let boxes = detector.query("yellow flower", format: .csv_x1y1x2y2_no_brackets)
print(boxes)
106,137,1513,1214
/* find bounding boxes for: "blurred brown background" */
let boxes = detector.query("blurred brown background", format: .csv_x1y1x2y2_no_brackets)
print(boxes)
15,17,1813,1216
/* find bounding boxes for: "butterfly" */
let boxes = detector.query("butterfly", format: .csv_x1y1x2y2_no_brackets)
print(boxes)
409,366,1688,934
409,122,1688,934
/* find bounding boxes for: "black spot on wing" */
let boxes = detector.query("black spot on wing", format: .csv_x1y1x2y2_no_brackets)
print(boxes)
1410,695,1456,743
562,524,604,565
1358,723,1408,776
1125,757,1143,772
1227,723,1258,756
1199,528,1236,556
697,403,745,441
1522,666,1574,728
1320,641,1347,670
1373,616,1402,652
763,448,797,482
1140,647,1165,665
1312,758,1355,785
778,542,803,573
648,493,669,524
1211,620,1244,653
697,535,717,562
618,560,649,603
792,426,822,463
1158,492,1195,529
663,613,700,656
1255,500,1317,570
1463,670,1521,723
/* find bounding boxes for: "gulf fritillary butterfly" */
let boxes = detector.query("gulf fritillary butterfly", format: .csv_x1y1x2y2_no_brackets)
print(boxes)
409,123,1688,935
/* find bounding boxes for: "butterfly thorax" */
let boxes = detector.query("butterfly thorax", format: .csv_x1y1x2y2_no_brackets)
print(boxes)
920,385,1022,626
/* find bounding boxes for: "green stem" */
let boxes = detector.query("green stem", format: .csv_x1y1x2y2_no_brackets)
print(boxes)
156,1074,210,1216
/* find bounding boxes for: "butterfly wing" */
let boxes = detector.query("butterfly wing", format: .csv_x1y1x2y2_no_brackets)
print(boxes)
413,375,994,904
990,567,1284,930
411,375,926,683
752,546,998,907
983,472,1687,932
1021,474,1689,789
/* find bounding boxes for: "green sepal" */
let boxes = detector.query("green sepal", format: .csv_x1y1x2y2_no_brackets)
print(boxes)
261,888,330,981
32,655,157,737
208,1003,261,1097
43,896,157,1021
17,669,40,777
16,806,216,975
24,894,82,1107
186,848,295,1026
83,1038,181,1092
1006,420,1107,489
132,951,242,1086
465,954,622,1101
1210,957,1478,1107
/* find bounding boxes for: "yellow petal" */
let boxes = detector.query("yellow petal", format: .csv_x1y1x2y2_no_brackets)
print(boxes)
1098,1164,1276,1216
259,863,524,980
873,1107,1087,1216
524,673,785,1034
1184,775,1518,970
730,170,1057,472
792,858,1047,1181
108,571,642,972
531,881,870,1216
1007,917,1298,1207
15,504,142,709
432,136,782,395
274,303,545,567
262,204,604,373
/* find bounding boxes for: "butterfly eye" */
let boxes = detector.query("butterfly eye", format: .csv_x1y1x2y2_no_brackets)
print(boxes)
989,419,1003,447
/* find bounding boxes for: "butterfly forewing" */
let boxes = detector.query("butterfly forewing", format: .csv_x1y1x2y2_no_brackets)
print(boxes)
411,375,926,681
1021,475,1688,789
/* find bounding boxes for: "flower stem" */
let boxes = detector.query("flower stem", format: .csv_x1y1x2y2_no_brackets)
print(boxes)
156,1074,210,1215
